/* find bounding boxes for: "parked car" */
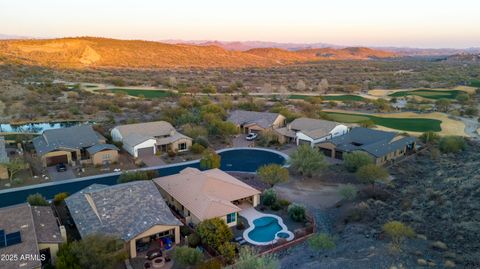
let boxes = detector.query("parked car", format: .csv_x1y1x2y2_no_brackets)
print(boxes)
56,163,67,172
245,133,258,141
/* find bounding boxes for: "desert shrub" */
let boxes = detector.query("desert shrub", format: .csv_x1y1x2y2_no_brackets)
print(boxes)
197,258,222,269
117,170,158,183
308,233,336,250
182,124,208,139
219,242,236,263
173,246,203,267
438,136,466,153
235,246,279,269
200,149,221,169
338,184,357,201
383,221,415,250
343,151,373,172
53,192,70,205
194,136,210,148
191,143,206,154
167,149,176,157
419,131,440,144
359,119,375,128
256,129,279,147
270,202,281,211
262,189,277,206
257,164,289,186
289,144,327,177
288,203,306,222
27,193,49,206
278,199,291,208
356,164,390,188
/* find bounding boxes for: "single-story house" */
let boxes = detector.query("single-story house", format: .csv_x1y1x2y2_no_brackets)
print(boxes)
33,125,119,167
317,127,417,165
227,110,286,134
0,136,8,180
111,121,192,158
65,181,182,258
275,117,349,146
0,204,65,269
154,168,261,227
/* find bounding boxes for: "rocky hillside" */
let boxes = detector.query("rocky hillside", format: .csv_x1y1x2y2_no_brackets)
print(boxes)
0,37,396,69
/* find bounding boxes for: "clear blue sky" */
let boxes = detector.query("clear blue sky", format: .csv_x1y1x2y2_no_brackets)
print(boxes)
1,0,479,48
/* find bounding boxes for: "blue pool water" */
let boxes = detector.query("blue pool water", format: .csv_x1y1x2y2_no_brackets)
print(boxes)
248,216,283,243
0,148,287,207
0,121,87,134
277,232,289,238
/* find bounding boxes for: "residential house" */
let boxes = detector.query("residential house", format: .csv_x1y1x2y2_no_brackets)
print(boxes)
0,204,65,269
0,136,8,180
227,110,286,134
317,127,416,165
33,125,119,167
275,117,349,146
154,168,261,227
111,121,192,158
65,181,182,258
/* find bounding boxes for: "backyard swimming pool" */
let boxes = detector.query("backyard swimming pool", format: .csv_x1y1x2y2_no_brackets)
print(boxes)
0,148,288,207
241,208,294,245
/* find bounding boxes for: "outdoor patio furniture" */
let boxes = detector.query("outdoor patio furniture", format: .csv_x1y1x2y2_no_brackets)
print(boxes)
239,239,247,245
146,248,162,260
234,236,243,242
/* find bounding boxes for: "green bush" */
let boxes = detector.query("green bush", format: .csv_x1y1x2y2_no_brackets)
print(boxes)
262,189,277,206
180,226,192,237
197,218,233,250
289,144,327,177
383,221,415,249
257,164,289,187
419,131,440,144
338,184,357,201
172,246,203,267
194,136,210,148
438,136,466,153
200,149,221,169
218,242,236,263
278,199,291,208
288,203,306,222
27,193,49,206
308,233,336,250
191,143,206,154
235,246,279,269
53,192,70,205
187,233,201,248
270,202,281,211
343,151,373,172
117,170,158,183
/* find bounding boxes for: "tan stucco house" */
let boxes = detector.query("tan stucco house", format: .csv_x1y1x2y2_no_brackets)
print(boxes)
111,121,192,158
0,204,66,269
65,181,182,258
275,117,349,145
317,127,417,165
154,168,261,228
227,110,286,134
32,125,119,167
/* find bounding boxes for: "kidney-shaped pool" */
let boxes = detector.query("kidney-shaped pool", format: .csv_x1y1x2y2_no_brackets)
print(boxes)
0,147,288,207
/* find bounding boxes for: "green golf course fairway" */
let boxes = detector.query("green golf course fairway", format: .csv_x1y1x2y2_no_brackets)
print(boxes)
470,80,480,87
325,112,442,132
108,88,172,98
388,89,461,100
288,94,365,101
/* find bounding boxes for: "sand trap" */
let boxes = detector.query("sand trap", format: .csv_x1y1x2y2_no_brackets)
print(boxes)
367,86,476,98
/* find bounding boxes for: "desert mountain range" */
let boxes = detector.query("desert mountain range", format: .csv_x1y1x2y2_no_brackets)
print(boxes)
0,37,396,69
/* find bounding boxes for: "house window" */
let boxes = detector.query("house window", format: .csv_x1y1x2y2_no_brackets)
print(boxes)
178,143,187,151
102,153,111,160
226,213,236,224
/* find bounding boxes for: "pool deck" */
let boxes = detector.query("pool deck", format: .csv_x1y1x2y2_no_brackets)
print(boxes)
239,206,294,246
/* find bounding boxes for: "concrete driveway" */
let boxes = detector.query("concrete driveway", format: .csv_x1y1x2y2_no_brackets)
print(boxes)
47,166,76,181
232,135,255,148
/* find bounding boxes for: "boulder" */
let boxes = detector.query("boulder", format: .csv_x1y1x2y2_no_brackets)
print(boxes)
444,260,456,268
431,241,448,251
417,259,428,266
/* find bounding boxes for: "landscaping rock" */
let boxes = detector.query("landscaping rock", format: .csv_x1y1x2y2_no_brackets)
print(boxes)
431,241,448,251
444,260,456,268
417,259,428,266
